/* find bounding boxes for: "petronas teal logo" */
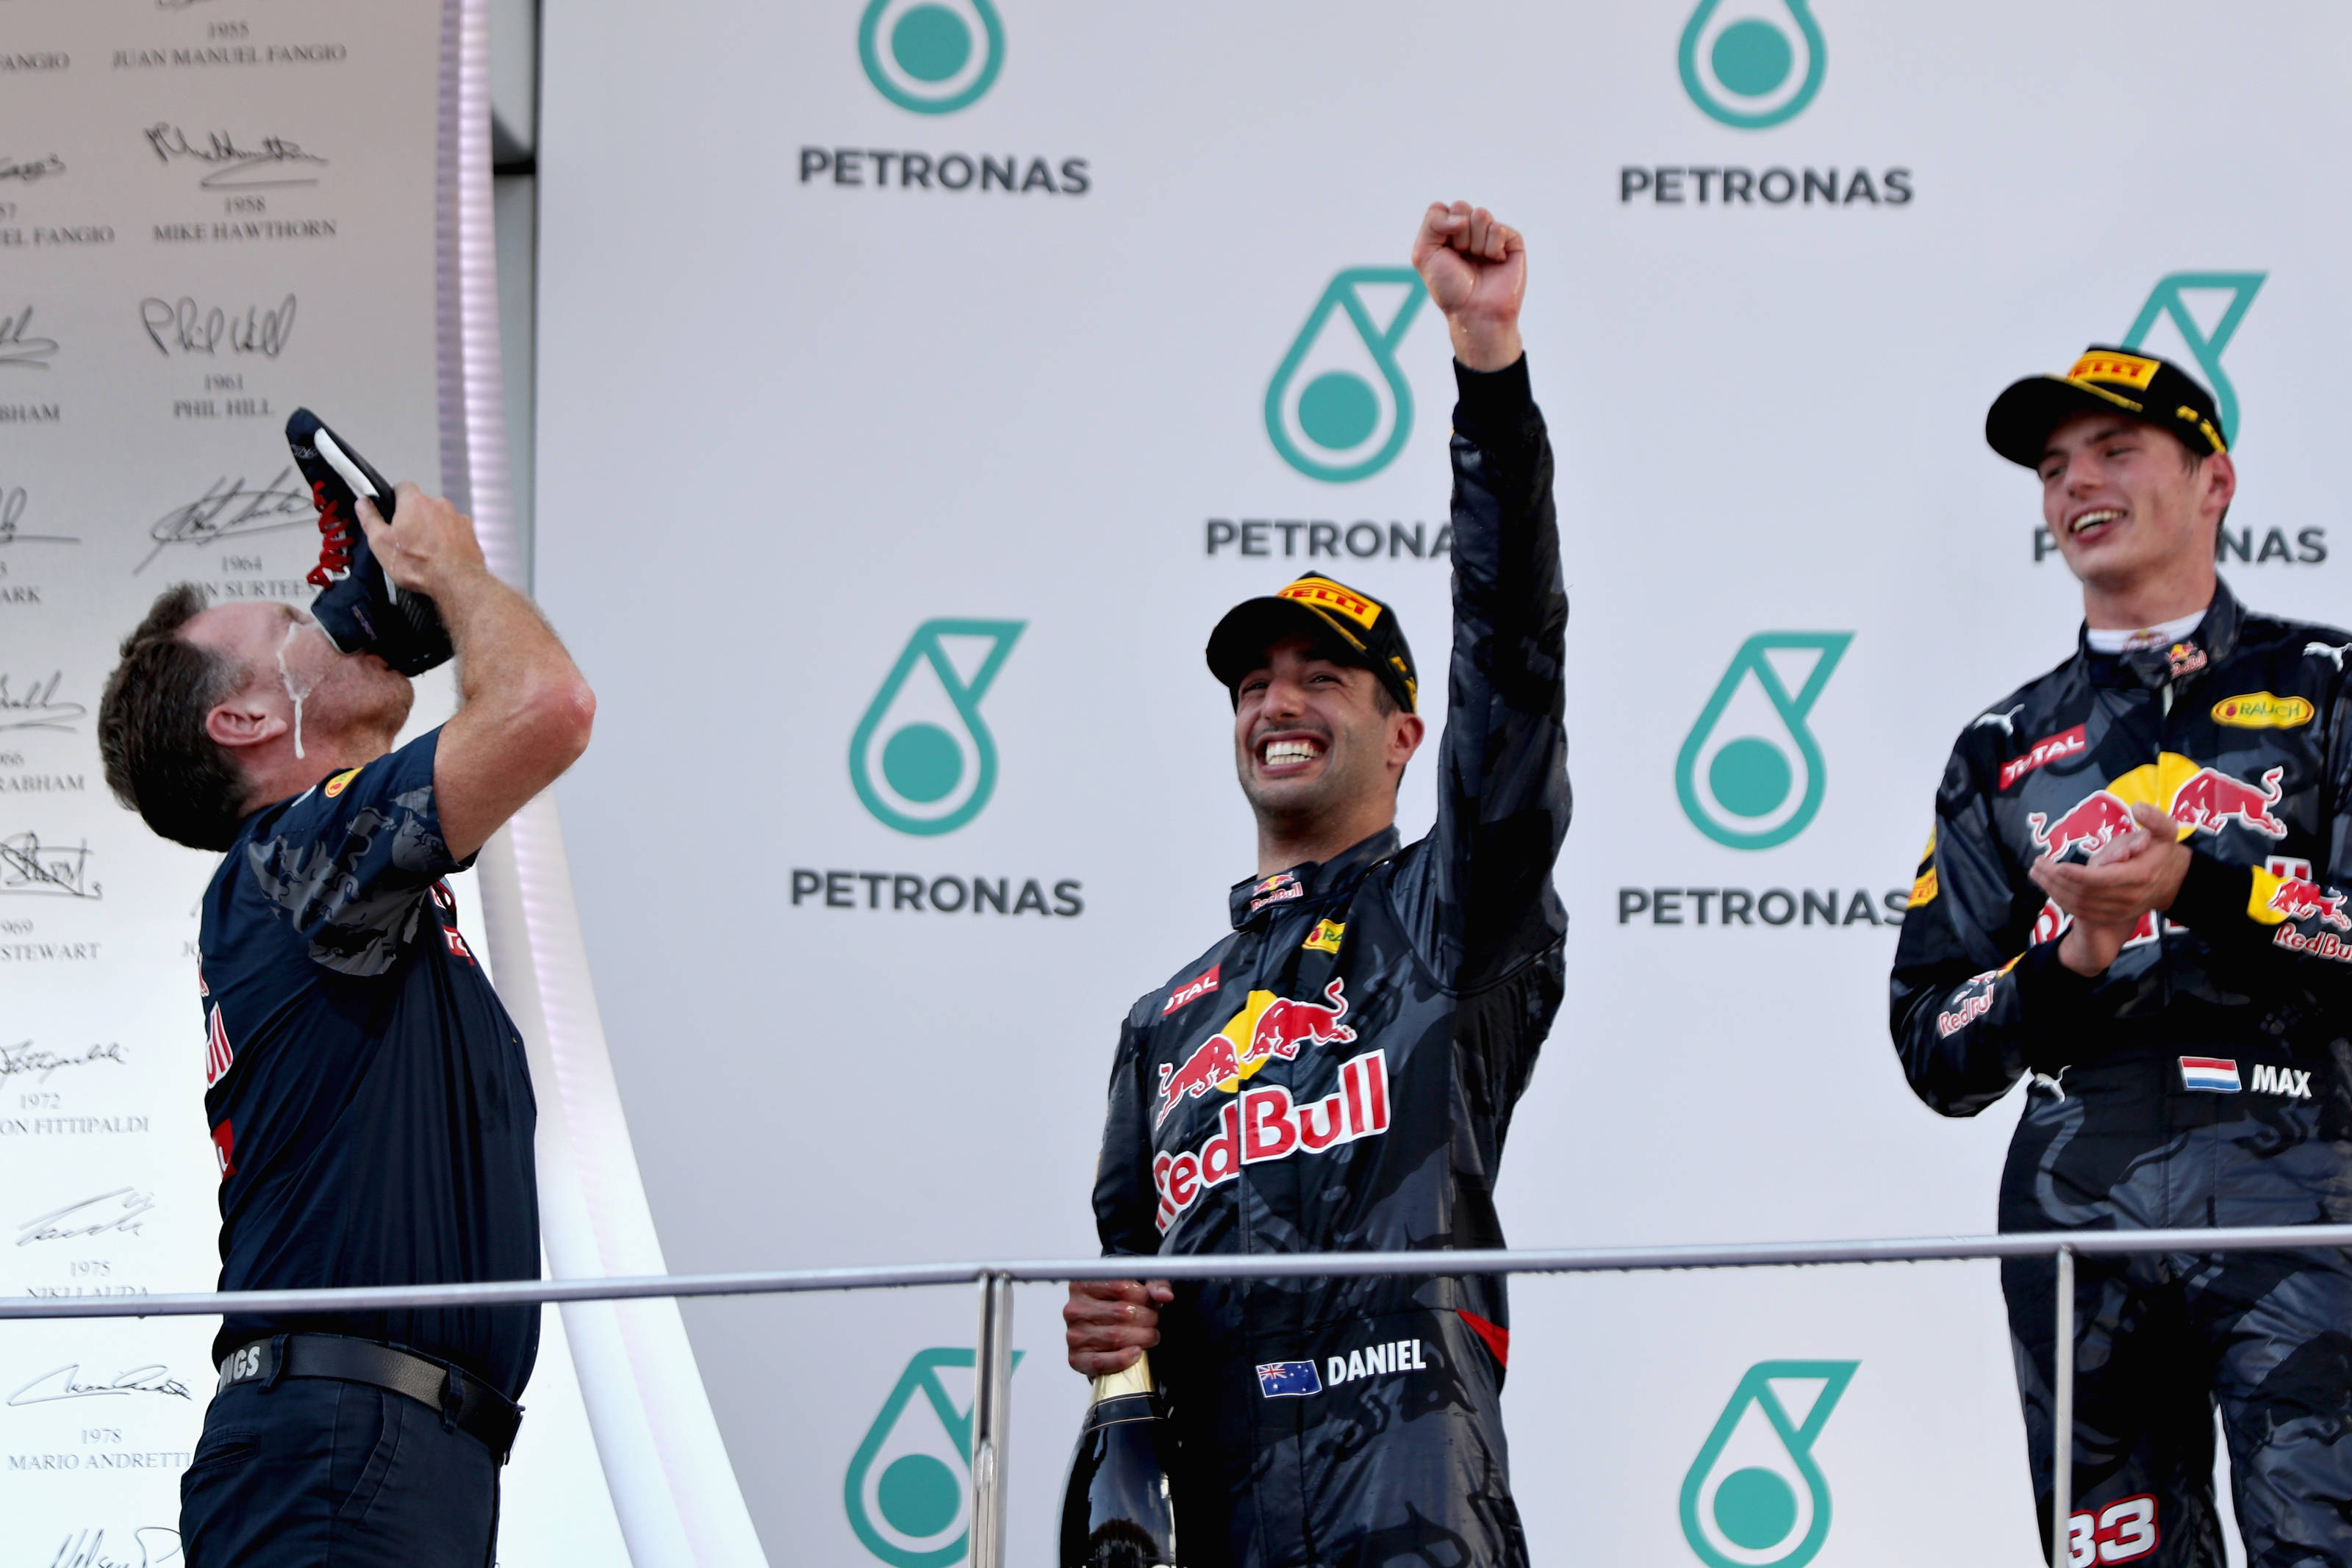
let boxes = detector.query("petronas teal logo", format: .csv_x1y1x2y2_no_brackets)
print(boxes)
859,0,1004,114
1679,1362,1857,1568
2123,272,2266,443
1679,0,1826,129
1265,268,1429,483
1677,633,1851,850
845,1348,1025,1568
851,619,1025,835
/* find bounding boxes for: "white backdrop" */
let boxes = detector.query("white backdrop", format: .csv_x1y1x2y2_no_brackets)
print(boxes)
535,2,2349,1563
0,1,632,1559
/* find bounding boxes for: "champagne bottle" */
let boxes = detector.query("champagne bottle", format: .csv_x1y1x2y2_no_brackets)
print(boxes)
1058,1352,1183,1568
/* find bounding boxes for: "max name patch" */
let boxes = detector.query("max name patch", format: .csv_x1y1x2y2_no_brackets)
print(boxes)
2178,1057,2312,1098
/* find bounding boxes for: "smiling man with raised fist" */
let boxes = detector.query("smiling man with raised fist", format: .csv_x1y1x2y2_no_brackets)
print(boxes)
1066,202,1571,1568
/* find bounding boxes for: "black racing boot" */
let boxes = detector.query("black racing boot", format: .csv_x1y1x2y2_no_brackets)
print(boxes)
285,408,453,676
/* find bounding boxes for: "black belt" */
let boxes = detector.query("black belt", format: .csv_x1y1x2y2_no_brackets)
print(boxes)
217,1334,523,1463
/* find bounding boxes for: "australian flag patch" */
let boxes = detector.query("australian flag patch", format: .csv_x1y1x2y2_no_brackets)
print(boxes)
1255,1360,1323,1398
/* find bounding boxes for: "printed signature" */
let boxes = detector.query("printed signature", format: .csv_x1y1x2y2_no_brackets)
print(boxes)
0,155,65,185
144,123,326,190
0,486,80,546
17,1189,154,1247
140,294,297,358
0,1041,126,1083
9,1363,191,1406
0,833,98,899
137,468,313,572
0,672,85,733
0,306,58,370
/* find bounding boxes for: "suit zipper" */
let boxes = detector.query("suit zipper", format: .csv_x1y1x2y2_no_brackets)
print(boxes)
2156,679,2175,1009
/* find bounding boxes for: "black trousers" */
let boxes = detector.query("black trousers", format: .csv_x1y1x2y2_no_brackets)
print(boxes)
180,1377,501,1567
2004,1078,2352,1567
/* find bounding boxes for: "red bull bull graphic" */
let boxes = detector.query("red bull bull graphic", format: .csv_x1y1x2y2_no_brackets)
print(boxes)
2027,791,2136,862
2029,756,2290,864
1154,978,1356,1129
1151,1050,1391,1234
2169,764,2287,838
2030,899,2158,952
2266,877,2352,932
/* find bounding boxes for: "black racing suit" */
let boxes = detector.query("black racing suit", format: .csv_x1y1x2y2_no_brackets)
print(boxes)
1891,581,2352,1567
1092,358,1568,1568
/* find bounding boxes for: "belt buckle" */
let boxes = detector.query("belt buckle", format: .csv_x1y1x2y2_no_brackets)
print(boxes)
215,1339,270,1393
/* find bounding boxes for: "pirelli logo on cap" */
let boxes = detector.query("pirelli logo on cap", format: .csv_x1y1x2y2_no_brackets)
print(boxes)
1278,578,1382,630
2068,350,2162,389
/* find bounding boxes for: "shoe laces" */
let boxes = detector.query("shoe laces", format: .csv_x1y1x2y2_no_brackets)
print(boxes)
305,480,351,589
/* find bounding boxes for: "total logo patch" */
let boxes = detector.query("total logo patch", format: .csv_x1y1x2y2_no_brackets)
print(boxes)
2212,691,2314,729
1162,963,1220,1016
1998,724,2087,790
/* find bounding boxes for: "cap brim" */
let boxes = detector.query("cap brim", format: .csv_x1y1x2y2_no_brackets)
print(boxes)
1206,598,1374,690
1985,375,2153,468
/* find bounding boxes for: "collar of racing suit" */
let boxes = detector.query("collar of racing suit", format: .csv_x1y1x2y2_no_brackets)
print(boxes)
1226,825,1403,929
2078,577,2243,691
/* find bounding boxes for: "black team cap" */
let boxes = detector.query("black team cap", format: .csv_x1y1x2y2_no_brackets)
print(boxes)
1205,575,1419,714
1986,345,2229,469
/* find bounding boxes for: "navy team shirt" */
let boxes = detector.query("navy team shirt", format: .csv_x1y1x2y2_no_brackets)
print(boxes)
197,728,539,1399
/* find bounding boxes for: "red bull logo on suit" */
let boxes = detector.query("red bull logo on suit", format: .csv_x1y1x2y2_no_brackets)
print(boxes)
2025,755,2294,952
1151,1051,1391,1234
1155,978,1356,1129
2267,878,2351,931
2027,755,2289,864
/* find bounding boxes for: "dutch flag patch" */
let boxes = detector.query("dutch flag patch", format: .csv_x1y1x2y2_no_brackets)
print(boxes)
2179,1057,2242,1094
1255,1360,1323,1398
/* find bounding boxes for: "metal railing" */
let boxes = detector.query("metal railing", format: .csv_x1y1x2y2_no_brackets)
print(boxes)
20,1223,2352,1568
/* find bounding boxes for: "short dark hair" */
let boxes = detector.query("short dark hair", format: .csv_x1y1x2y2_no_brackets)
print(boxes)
98,585,251,851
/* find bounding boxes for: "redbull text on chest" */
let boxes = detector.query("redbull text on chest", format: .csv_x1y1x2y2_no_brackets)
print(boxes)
1152,1049,1391,1234
1155,978,1356,1129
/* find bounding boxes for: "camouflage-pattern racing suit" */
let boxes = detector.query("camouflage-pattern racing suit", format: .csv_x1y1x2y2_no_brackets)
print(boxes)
1891,582,2352,1567
1092,357,1568,1568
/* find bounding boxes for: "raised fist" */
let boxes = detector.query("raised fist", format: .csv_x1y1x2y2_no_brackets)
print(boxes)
1411,201,1526,373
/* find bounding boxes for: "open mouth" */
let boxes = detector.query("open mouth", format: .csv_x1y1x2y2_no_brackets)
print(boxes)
1257,734,1327,774
2068,507,2126,544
